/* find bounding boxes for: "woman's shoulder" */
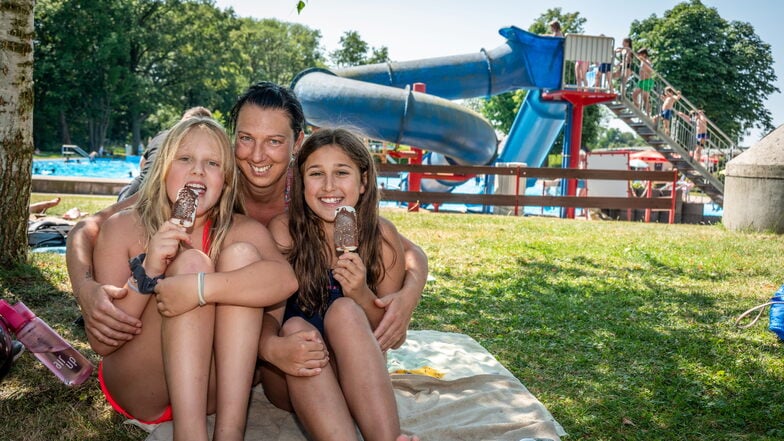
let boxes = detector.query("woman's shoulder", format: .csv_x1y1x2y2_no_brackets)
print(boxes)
104,207,137,229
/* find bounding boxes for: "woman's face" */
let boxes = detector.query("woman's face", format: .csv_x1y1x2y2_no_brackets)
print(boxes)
234,105,302,193
302,145,366,223
166,129,225,221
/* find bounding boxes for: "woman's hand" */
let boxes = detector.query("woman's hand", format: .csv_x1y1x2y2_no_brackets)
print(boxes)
144,221,190,277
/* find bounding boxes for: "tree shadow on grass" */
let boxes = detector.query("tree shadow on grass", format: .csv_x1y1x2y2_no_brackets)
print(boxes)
421,254,784,440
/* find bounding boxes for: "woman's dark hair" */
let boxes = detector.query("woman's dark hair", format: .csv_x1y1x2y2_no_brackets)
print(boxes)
228,81,305,137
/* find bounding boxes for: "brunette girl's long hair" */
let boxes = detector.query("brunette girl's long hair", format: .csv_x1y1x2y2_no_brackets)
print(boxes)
287,128,392,316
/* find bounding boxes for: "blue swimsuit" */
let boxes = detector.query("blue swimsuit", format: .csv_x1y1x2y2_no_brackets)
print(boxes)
283,270,343,335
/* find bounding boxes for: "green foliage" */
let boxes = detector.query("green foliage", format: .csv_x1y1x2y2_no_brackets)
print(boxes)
231,17,325,86
329,30,390,67
528,7,586,34
629,0,778,141
32,0,326,152
479,90,526,134
296,0,306,14
593,127,648,149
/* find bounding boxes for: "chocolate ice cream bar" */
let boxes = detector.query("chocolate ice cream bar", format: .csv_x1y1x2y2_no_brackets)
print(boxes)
334,206,358,253
171,187,199,228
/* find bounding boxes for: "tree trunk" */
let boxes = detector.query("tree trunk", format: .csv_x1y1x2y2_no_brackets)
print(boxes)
59,109,71,145
0,0,35,266
131,111,143,155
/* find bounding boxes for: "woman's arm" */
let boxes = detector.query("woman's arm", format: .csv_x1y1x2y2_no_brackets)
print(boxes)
66,195,142,347
373,230,428,350
90,211,148,356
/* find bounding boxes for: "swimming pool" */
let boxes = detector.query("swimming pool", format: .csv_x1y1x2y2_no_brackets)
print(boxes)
33,157,140,180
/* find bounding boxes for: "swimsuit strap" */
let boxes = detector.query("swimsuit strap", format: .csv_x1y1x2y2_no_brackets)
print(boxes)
202,219,212,254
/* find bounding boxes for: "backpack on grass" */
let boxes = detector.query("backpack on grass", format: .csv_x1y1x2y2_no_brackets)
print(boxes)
27,219,73,249
735,284,784,341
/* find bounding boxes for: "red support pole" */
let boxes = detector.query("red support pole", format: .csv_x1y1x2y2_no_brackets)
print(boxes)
542,90,615,220
565,103,584,219
407,82,426,212
669,170,677,224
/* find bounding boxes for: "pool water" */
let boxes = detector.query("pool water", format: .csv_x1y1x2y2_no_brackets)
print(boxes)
33,157,140,180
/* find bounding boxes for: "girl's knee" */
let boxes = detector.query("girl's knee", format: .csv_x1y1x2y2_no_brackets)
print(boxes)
280,317,318,337
215,242,262,272
324,297,366,329
166,248,212,276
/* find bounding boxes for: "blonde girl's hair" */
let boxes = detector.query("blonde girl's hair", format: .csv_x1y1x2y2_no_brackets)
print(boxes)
135,116,241,261
287,127,395,316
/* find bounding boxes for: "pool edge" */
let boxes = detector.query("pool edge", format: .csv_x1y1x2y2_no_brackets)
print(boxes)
32,176,130,196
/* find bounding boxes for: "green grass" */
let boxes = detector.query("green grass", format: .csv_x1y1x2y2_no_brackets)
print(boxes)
3,195,784,440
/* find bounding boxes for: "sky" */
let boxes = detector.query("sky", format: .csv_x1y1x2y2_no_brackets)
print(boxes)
214,0,783,146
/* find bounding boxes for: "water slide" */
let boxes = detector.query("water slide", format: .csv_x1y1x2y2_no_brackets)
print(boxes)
497,89,567,166
291,26,566,186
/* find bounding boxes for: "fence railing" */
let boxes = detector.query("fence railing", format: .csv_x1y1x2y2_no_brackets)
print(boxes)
378,164,678,223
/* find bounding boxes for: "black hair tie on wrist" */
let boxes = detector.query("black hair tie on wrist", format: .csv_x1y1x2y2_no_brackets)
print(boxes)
128,253,164,294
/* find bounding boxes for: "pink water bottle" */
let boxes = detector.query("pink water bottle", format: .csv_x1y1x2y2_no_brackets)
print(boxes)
0,300,93,386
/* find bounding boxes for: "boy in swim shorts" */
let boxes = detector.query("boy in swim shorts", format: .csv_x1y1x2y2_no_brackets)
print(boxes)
655,86,681,136
632,48,654,114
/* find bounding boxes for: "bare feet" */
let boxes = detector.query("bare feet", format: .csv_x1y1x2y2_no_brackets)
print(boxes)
29,197,61,214
396,435,420,441
62,207,86,220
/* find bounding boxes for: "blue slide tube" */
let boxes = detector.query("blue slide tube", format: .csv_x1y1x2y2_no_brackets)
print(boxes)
291,26,565,169
497,89,567,167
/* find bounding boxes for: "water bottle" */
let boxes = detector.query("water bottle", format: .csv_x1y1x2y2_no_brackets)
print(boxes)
0,300,94,386
0,317,13,382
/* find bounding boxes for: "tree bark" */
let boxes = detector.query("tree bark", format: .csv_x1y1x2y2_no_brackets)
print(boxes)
0,0,35,266
59,109,71,145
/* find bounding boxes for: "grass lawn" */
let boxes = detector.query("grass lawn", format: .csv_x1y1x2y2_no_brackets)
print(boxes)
2,194,784,440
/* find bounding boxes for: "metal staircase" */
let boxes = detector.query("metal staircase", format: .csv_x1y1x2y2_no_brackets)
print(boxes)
604,96,725,205
561,34,739,207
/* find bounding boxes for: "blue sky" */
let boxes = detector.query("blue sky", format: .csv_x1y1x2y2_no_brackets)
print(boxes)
215,0,782,146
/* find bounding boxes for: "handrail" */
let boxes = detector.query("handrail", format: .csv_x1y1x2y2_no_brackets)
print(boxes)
614,50,738,173
61,144,91,159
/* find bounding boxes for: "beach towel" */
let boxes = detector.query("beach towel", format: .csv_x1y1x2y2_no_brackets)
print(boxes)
138,330,566,441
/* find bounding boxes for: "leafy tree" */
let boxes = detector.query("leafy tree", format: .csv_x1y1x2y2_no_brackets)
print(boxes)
1,0,34,265
34,0,247,151
629,0,778,141
528,7,586,36
593,127,648,149
330,30,390,67
34,0,130,151
119,0,243,152
367,46,390,65
481,90,526,134
230,17,325,87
